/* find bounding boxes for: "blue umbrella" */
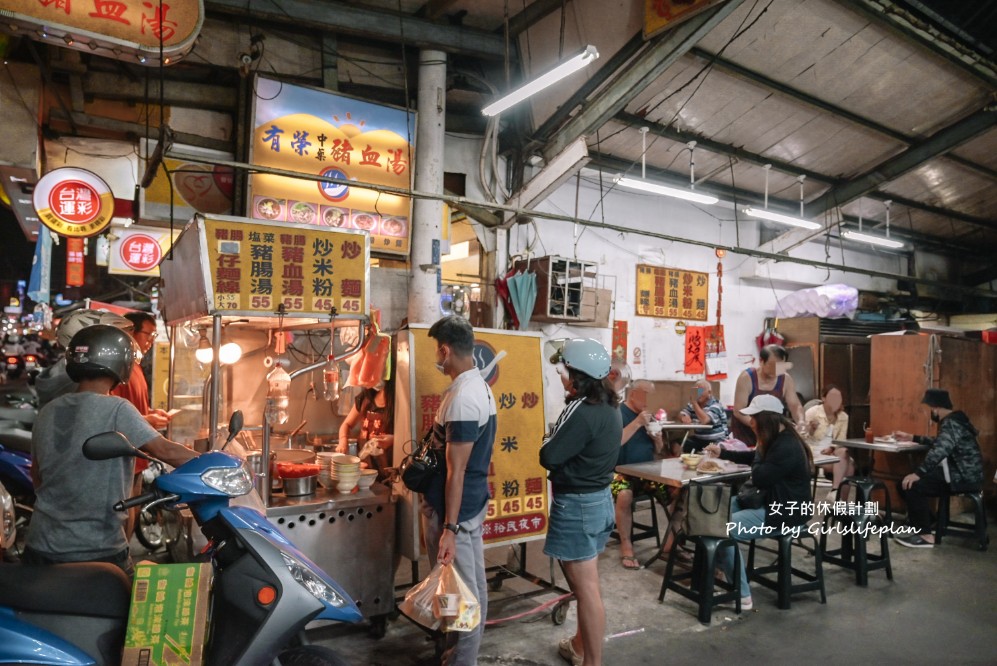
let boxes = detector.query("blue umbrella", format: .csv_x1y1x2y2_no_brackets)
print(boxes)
507,271,537,331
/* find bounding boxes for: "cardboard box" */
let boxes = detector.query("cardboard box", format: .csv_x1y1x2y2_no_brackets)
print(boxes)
122,562,212,666
577,288,612,328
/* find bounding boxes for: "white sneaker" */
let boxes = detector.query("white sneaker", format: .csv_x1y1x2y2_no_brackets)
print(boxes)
740,596,753,611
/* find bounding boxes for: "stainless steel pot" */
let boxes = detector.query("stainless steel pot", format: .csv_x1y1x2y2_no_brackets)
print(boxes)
282,474,317,496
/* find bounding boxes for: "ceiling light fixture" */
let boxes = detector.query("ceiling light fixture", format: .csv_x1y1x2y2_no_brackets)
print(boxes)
745,167,821,230
482,45,599,116
616,131,719,205
841,199,904,249
194,327,244,364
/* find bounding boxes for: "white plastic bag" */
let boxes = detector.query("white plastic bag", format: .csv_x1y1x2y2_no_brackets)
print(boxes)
398,562,480,633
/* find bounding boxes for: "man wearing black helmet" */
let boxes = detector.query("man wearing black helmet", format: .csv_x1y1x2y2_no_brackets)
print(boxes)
25,325,198,575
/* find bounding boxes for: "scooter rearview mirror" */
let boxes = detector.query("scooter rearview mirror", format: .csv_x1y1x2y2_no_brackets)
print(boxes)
83,431,151,461
221,410,244,450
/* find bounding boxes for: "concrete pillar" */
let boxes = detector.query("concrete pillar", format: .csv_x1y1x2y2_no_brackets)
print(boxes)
408,49,447,325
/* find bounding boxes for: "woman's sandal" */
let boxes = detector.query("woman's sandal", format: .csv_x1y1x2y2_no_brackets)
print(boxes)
620,555,641,570
558,637,583,666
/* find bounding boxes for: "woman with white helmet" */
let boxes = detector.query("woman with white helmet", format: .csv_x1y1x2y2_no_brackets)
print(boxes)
35,309,134,407
540,338,621,666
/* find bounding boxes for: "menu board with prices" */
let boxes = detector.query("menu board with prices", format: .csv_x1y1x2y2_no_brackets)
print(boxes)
636,264,709,321
410,327,548,546
204,217,368,317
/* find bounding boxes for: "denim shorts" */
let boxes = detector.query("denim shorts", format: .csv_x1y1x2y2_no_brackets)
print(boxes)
544,488,615,562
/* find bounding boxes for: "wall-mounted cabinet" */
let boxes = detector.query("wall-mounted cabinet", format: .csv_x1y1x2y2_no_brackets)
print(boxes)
512,255,599,323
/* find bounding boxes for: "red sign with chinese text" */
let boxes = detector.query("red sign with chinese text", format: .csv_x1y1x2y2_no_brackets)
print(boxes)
119,233,163,272
66,237,85,287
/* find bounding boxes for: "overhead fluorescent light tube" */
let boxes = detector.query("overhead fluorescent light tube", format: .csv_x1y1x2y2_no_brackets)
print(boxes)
616,176,719,205
744,207,821,230
482,45,599,116
841,229,904,249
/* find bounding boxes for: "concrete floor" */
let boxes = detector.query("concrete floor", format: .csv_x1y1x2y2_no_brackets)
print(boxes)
301,504,997,666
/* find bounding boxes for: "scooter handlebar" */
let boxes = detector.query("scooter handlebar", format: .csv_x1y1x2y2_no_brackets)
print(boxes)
113,492,158,512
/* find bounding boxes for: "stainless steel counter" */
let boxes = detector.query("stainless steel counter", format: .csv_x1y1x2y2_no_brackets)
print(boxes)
266,483,396,620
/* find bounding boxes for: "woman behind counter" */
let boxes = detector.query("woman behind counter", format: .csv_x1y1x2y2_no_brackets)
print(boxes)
540,339,620,666
802,385,853,499
338,381,394,474
706,393,813,610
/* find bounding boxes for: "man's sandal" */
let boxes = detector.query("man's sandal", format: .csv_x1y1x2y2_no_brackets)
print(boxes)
621,555,641,570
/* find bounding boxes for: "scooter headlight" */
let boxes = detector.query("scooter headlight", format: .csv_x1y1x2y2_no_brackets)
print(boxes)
0,484,15,550
280,551,349,607
200,466,252,496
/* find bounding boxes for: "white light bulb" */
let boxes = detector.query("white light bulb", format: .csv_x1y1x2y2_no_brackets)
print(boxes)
219,342,243,364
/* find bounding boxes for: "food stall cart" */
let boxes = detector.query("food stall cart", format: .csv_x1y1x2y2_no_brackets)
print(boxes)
159,213,396,633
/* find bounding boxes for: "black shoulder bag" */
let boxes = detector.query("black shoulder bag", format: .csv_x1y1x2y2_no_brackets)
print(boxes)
400,429,445,493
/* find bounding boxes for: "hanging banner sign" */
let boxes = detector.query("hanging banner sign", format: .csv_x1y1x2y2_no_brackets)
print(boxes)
66,237,85,287
410,327,548,546
248,76,416,257
636,264,709,321
684,325,706,375
0,0,202,67
27,230,52,304
109,226,178,277
612,320,628,363
32,168,115,238
202,217,369,316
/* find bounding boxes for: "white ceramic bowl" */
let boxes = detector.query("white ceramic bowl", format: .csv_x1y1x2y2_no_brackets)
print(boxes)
357,469,377,490
337,480,357,493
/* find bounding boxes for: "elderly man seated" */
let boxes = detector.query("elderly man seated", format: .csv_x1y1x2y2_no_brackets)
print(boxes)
678,379,729,452
612,379,670,570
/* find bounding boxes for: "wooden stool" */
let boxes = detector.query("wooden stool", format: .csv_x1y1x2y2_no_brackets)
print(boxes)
659,535,742,624
935,489,989,551
747,532,826,609
820,476,893,587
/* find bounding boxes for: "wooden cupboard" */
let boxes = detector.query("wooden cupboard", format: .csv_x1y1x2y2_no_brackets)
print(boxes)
870,332,996,511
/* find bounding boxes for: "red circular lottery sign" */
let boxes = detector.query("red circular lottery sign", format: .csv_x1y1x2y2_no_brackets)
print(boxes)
120,234,163,272
33,167,115,238
48,180,100,224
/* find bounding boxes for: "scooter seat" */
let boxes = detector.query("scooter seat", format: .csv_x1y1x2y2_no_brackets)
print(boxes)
0,426,32,454
0,562,132,619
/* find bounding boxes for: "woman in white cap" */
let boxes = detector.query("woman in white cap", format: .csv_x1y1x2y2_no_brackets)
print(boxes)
705,393,814,609
541,338,621,666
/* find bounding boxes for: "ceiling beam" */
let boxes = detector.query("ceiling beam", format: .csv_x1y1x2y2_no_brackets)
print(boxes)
507,0,565,37
205,0,507,61
615,111,837,185
688,46,997,182
541,0,745,162
805,107,997,218
843,0,997,88
612,112,997,233
530,32,646,149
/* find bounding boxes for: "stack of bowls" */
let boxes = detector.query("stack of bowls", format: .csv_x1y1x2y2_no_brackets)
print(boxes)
316,451,338,488
332,455,362,493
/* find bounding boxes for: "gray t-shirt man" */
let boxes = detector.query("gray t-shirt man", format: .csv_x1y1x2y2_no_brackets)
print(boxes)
29,392,159,561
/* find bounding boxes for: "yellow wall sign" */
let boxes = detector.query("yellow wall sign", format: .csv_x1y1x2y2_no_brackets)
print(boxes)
644,0,724,39
636,264,709,320
32,167,115,238
248,77,416,257
411,328,548,545
203,217,368,316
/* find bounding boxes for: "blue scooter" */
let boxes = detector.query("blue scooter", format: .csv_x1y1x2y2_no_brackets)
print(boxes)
0,412,362,665
0,424,32,560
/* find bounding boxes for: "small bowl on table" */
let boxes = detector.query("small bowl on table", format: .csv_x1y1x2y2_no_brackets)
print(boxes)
680,453,703,469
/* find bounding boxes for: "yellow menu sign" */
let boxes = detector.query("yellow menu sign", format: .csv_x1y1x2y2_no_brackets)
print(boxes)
203,217,368,316
411,328,548,545
636,264,709,320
